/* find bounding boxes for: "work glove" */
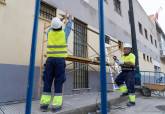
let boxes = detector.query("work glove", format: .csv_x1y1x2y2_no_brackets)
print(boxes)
113,56,117,61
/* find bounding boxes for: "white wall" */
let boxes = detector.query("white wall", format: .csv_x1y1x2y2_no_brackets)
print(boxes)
0,0,35,65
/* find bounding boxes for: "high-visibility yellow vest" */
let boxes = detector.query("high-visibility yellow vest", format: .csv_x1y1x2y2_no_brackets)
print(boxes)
47,30,67,58
121,53,135,65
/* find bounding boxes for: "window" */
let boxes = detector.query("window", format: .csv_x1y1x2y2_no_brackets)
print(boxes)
143,53,146,60
40,2,56,20
138,22,143,35
113,0,122,15
144,28,148,39
147,55,149,62
150,57,152,63
155,40,157,48
150,35,153,44
73,18,88,89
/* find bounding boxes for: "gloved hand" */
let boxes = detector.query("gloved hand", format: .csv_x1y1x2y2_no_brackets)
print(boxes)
113,56,118,61
115,60,124,65
113,56,124,65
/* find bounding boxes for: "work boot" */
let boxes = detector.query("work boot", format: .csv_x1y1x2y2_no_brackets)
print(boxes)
127,94,136,107
40,94,51,112
40,105,49,112
127,102,136,107
120,92,129,97
51,95,63,112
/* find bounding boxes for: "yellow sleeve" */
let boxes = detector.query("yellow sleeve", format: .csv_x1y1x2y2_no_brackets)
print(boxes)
121,53,135,65
129,53,135,65
121,56,124,62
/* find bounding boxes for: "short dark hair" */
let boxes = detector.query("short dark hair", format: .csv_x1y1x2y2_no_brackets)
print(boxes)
52,27,62,31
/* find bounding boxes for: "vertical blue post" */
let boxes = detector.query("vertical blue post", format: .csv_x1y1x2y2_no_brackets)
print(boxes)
98,0,107,114
25,0,40,114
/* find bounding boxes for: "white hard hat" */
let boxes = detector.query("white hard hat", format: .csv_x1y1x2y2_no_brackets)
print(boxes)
123,43,132,48
51,17,63,29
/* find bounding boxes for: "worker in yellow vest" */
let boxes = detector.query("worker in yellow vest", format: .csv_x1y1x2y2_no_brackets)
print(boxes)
113,43,136,107
40,17,72,112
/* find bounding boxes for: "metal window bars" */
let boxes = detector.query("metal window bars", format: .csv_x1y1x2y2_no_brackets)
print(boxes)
40,1,56,20
73,18,88,89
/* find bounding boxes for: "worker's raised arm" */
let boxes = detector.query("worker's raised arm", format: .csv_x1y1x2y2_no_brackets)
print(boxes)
64,16,73,42
46,27,52,40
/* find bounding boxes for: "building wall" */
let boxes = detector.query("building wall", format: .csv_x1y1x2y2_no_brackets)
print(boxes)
44,0,132,43
133,0,161,71
138,51,154,71
0,0,35,65
0,0,165,103
0,0,40,103
90,0,131,41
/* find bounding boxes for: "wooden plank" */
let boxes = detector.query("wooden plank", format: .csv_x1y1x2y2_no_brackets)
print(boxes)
144,83,165,91
65,55,111,66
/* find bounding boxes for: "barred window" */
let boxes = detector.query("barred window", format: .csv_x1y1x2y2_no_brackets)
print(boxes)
40,2,56,20
73,18,88,89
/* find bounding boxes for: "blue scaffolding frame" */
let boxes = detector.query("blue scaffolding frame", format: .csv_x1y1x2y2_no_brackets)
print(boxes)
25,0,108,114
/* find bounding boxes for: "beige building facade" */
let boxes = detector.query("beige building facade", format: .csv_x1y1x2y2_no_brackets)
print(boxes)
0,0,165,103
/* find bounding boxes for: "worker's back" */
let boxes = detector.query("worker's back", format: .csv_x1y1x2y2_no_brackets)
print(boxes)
47,30,67,58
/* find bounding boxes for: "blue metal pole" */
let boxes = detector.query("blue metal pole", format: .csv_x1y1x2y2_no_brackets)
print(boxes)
25,0,40,114
98,0,108,114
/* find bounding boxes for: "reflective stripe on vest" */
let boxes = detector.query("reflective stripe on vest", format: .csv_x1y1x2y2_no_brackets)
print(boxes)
47,30,67,58
47,45,67,48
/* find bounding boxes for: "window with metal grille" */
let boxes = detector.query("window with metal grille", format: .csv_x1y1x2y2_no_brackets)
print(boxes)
40,2,56,20
73,18,88,89
113,0,122,15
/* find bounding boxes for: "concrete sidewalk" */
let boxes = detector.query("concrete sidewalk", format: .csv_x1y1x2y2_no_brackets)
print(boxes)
111,96,165,114
0,92,127,114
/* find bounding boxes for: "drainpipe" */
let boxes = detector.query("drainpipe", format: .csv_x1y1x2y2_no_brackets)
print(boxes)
128,0,141,85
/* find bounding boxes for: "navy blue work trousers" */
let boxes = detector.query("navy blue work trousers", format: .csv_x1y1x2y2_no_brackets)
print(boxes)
43,57,66,94
115,70,135,93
